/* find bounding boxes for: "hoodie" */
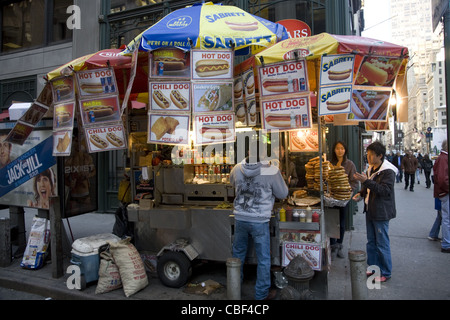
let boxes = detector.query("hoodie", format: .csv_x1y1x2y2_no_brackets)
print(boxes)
230,159,288,223
360,159,398,221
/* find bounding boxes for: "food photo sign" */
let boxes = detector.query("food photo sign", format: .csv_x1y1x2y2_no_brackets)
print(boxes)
78,96,121,126
258,60,308,97
282,241,322,270
148,114,190,145
85,124,127,153
150,48,191,79
149,82,191,111
192,82,234,113
191,49,233,80
261,95,311,131
289,127,319,152
348,89,392,122
194,113,235,145
76,68,118,97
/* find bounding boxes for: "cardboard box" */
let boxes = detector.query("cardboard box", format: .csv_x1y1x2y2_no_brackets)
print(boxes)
8,102,32,120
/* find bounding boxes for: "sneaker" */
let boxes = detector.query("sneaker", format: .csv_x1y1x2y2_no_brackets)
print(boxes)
441,248,450,253
418,181,420,184
428,236,440,241
410,189,414,192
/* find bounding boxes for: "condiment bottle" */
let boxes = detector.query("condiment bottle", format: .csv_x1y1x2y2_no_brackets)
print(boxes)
312,211,320,223
286,207,293,221
279,208,286,222
292,210,300,222
306,206,312,223
299,210,306,222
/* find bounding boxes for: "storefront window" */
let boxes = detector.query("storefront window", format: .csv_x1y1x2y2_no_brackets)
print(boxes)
2,0,45,52
1,0,73,53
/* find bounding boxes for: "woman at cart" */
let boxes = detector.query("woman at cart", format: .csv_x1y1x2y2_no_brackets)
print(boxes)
329,140,358,258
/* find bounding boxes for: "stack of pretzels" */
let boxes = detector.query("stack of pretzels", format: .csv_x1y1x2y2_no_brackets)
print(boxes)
327,166,352,200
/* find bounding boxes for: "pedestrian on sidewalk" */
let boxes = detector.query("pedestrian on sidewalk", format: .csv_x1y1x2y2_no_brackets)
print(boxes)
392,152,403,183
428,198,442,241
353,141,398,282
432,140,449,253
401,150,418,191
422,154,433,188
329,140,358,259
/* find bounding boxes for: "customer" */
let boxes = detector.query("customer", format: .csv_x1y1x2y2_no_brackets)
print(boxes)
433,140,449,253
428,198,442,241
230,143,288,299
329,140,358,259
353,141,397,282
422,154,433,188
401,150,418,191
391,152,403,183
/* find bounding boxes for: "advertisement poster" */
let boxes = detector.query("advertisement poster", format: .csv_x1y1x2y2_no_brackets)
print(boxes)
289,127,319,152
51,76,75,103
365,120,390,131
148,114,190,145
319,54,354,86
76,68,118,97
79,96,121,126
349,89,391,122
53,102,75,130
149,81,191,111
258,60,308,97
192,82,234,113
261,95,311,131
282,241,322,270
0,130,57,209
85,124,127,153
318,85,352,116
150,48,190,79
354,56,403,88
63,130,98,218
5,122,34,146
53,130,73,156
191,49,234,80
194,113,235,145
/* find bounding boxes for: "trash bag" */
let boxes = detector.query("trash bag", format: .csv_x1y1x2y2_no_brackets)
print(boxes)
112,205,134,241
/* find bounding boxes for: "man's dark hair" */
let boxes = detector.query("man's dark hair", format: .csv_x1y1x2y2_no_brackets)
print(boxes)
367,141,386,161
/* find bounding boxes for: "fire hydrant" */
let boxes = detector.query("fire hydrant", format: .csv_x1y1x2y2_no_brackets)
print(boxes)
280,255,315,300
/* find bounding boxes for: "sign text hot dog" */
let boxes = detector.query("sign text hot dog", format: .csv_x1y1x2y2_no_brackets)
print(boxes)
261,96,311,130
258,60,308,97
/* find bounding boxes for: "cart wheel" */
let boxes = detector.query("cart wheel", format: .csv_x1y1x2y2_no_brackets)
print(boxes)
157,251,192,288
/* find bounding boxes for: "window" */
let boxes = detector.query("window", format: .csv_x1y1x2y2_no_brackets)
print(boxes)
1,76,36,111
1,0,73,53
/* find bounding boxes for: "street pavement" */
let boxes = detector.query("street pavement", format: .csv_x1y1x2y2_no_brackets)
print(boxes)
0,171,449,301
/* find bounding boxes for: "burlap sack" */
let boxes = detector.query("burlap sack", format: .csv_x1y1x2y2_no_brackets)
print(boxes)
95,250,122,294
109,238,148,297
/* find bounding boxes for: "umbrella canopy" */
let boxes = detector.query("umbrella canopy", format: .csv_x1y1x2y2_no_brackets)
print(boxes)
254,32,409,90
47,48,149,97
124,2,288,56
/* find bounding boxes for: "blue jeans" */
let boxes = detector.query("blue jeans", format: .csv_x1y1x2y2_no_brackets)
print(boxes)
429,211,442,239
366,217,392,278
440,195,450,250
233,220,271,300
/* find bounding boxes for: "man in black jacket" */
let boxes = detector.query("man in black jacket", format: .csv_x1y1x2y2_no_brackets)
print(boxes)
391,152,403,183
353,141,398,282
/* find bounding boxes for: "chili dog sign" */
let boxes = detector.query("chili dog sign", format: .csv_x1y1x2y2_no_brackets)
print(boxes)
149,81,191,111
85,124,127,153
261,96,311,131
282,242,322,270
258,60,308,97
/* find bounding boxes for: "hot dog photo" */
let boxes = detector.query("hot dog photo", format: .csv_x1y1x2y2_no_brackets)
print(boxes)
193,82,233,113
258,60,308,97
289,128,319,152
194,114,235,145
261,96,311,130
191,49,233,80
76,68,118,97
355,56,403,87
149,82,191,111
320,54,355,86
349,89,391,121
150,48,190,78
53,102,75,129
318,85,352,116
85,125,127,153
51,76,74,103
79,96,120,126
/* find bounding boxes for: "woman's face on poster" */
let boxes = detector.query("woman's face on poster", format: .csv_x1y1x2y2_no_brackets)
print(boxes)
36,175,52,200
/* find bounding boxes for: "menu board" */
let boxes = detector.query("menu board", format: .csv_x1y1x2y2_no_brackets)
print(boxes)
149,82,191,111
76,68,118,97
191,50,233,80
282,242,322,270
261,96,311,130
258,60,308,97
85,124,127,153
194,113,235,145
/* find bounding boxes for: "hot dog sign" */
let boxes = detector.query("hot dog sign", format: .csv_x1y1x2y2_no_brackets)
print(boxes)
319,54,355,86
258,60,308,97
194,113,235,145
191,49,233,80
261,96,311,131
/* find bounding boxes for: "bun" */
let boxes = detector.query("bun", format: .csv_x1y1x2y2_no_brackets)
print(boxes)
84,106,114,119
195,59,229,77
200,127,232,140
90,134,108,149
106,132,124,147
360,62,388,86
153,90,170,109
265,114,292,128
328,69,352,81
154,57,185,71
170,90,188,109
262,79,288,92
291,136,306,150
326,99,350,111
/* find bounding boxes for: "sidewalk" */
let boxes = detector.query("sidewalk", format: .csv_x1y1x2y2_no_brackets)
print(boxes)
1,171,449,300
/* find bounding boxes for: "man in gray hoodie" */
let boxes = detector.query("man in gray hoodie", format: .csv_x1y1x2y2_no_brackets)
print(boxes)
230,147,288,300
